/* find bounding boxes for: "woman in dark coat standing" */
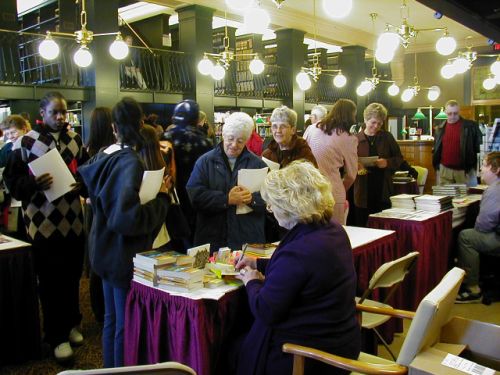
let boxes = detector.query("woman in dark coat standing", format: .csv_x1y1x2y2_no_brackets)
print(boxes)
236,161,360,375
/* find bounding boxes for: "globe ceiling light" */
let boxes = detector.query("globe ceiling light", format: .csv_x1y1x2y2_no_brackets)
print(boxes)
225,0,255,10
198,56,214,75
440,62,456,79
435,35,457,56
387,83,400,96
356,80,373,96
375,48,395,64
38,34,60,60
109,34,129,60
243,6,271,34
73,46,93,68
211,63,226,80
452,57,470,74
494,74,500,85
296,71,312,91
491,60,500,76
249,56,265,74
482,76,496,91
333,72,347,88
427,85,441,101
377,32,400,53
401,88,415,102
322,0,352,19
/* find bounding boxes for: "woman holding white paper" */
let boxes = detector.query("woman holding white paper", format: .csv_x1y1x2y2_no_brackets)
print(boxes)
79,97,171,368
186,112,267,253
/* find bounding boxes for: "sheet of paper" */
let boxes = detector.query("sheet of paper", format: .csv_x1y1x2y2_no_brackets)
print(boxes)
139,168,165,204
262,157,280,171
236,167,269,215
441,353,495,375
28,148,76,202
359,156,379,167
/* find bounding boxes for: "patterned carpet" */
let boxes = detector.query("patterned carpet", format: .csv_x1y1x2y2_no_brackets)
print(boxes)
1,276,104,375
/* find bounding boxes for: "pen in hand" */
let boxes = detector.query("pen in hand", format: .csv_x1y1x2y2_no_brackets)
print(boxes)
236,243,248,271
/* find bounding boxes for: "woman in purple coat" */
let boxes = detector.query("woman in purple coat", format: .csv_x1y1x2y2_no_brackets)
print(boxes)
236,161,360,375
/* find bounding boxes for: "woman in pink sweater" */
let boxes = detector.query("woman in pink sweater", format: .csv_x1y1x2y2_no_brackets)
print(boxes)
304,99,358,224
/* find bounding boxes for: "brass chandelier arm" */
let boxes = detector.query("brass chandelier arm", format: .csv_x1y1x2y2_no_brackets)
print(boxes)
118,15,154,55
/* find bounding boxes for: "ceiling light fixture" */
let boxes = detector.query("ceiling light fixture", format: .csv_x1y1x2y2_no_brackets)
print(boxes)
197,9,265,80
38,0,129,68
400,53,440,102
295,0,347,91
374,0,456,64
242,2,271,35
322,0,353,19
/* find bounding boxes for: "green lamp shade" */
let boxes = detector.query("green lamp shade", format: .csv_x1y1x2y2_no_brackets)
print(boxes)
411,109,427,120
256,117,266,124
434,108,448,120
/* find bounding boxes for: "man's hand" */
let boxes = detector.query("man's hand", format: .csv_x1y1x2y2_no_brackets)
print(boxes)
159,175,173,194
70,181,82,193
35,173,53,191
375,158,388,168
228,186,252,205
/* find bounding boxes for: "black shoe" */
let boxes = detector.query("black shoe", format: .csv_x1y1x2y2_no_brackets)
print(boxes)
455,289,482,304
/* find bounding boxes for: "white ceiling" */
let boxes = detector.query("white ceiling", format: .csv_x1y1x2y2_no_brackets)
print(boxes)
146,0,488,54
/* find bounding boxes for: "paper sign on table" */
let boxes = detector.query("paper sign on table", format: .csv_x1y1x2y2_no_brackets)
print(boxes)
28,148,76,202
236,167,269,214
262,157,280,171
139,168,165,204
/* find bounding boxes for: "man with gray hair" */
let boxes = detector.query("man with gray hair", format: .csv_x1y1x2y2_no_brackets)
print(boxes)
310,105,328,127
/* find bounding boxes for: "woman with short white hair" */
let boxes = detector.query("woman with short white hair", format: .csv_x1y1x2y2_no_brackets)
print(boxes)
187,112,267,252
236,161,360,375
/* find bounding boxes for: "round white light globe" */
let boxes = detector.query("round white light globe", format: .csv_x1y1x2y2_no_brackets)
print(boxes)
401,88,415,102
427,86,441,101
452,57,469,74
73,47,92,68
377,32,400,52
211,64,225,80
322,0,352,19
39,38,60,60
440,63,456,79
198,57,214,75
243,7,270,34
333,73,347,88
296,72,312,91
356,80,373,96
493,74,500,85
482,77,496,91
249,58,265,74
435,36,457,56
225,0,254,10
387,83,400,96
375,48,395,64
490,60,500,76
109,39,129,60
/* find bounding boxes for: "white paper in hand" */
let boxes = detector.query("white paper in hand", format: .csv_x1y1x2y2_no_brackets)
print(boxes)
139,168,165,204
236,167,269,215
262,157,280,171
28,148,76,202
359,156,379,167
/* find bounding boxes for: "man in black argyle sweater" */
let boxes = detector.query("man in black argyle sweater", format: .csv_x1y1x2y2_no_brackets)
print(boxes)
3,91,88,361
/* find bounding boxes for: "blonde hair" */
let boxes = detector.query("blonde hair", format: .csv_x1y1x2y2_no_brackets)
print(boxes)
363,102,388,123
1,115,28,131
261,160,334,228
445,99,459,108
270,105,297,127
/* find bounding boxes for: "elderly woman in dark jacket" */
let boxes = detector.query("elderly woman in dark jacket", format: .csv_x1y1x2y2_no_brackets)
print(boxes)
186,112,267,252
354,102,403,226
262,105,317,168
236,161,360,375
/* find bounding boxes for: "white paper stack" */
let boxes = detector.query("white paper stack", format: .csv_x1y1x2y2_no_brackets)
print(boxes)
414,194,453,212
432,184,467,197
390,194,420,209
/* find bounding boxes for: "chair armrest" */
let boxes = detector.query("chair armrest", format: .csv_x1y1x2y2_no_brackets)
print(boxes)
356,303,415,320
283,343,408,375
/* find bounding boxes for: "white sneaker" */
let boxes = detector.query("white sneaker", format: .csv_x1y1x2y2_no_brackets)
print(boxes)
54,342,74,361
69,327,84,346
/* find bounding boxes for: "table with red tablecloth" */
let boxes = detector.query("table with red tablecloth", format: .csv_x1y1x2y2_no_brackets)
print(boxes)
367,210,453,310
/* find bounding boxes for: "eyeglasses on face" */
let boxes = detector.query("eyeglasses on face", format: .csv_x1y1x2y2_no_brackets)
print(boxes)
271,123,291,131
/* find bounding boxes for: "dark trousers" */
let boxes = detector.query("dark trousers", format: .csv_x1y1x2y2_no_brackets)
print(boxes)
32,234,84,346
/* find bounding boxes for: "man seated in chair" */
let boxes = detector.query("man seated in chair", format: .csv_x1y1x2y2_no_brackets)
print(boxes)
456,152,500,303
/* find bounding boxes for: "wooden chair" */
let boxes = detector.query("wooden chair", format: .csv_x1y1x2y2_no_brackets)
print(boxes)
57,362,196,375
283,267,465,375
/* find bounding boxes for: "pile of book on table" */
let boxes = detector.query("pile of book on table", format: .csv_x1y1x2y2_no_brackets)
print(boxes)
432,184,467,197
390,194,420,209
133,250,204,292
392,171,414,183
244,243,278,258
414,194,453,212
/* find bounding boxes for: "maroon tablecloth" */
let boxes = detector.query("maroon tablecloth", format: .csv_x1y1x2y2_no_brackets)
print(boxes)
124,282,248,375
367,211,453,310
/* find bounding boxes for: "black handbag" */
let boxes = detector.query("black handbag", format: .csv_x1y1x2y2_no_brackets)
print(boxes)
165,188,191,239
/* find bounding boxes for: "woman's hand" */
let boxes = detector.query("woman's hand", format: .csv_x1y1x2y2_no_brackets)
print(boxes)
159,175,173,194
235,256,257,271
228,186,252,205
375,158,388,168
236,266,264,286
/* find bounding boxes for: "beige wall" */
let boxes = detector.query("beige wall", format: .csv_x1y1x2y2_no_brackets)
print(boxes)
400,51,467,109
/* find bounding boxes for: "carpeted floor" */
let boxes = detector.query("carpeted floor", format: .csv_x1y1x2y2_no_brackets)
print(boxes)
1,276,103,375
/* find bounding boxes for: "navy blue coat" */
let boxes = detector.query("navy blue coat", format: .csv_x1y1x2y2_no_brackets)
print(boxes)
186,145,267,252
238,221,360,375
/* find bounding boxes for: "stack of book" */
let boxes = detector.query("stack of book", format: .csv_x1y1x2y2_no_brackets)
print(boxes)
432,184,467,197
393,171,414,183
414,195,453,212
245,243,278,258
133,250,195,286
157,265,204,292
389,194,420,209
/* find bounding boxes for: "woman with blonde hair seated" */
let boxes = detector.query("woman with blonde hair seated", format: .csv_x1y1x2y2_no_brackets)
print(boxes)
236,161,360,375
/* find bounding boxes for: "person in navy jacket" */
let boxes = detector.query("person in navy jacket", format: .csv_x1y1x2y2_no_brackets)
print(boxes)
186,112,267,252
236,161,360,375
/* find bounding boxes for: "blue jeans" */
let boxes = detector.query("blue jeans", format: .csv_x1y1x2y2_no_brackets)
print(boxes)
102,280,128,368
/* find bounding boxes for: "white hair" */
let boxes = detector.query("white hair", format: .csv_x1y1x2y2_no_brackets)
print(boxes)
222,112,254,141
270,106,297,127
311,105,327,121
